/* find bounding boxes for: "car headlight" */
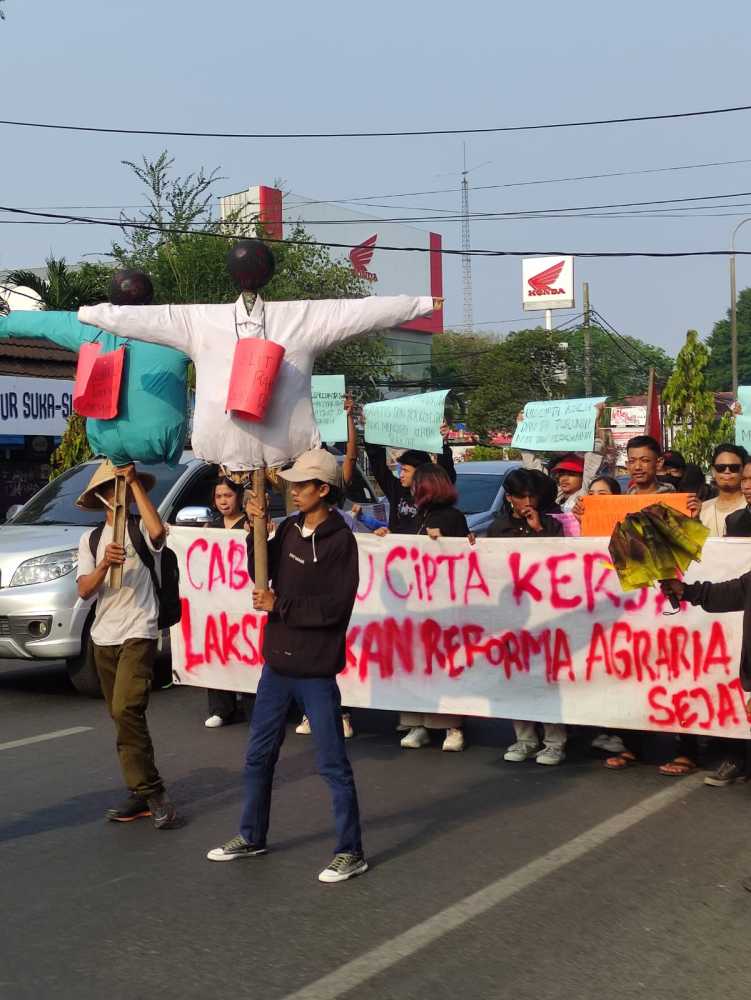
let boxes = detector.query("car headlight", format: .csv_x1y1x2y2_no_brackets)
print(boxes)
10,549,79,588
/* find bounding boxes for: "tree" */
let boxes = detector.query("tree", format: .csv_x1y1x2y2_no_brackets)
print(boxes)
564,325,673,398
705,287,751,391
5,257,112,311
663,330,730,466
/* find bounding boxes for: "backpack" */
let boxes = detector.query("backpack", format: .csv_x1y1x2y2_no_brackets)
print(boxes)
89,516,182,630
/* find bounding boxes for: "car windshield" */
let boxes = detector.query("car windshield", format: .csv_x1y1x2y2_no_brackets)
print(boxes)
455,474,503,514
8,462,187,527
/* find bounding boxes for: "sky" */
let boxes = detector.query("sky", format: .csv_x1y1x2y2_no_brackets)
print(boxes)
1,0,751,364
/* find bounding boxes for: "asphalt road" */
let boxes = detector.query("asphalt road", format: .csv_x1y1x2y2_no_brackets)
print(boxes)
2,658,750,1000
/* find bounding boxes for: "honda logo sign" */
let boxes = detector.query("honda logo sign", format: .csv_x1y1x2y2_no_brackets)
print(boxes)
522,256,575,311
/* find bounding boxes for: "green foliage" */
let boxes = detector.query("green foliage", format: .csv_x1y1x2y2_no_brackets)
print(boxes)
50,413,92,480
705,287,751,390
564,325,673,398
5,257,112,310
463,446,504,461
663,330,724,466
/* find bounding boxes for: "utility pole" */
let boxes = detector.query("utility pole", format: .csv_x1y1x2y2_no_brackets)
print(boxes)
583,281,592,397
461,142,473,331
730,217,751,396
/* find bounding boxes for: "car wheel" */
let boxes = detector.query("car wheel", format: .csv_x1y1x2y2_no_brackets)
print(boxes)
66,621,102,698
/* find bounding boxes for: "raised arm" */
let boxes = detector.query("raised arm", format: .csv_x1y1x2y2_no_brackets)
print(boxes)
0,310,90,353
294,295,436,353
78,303,195,357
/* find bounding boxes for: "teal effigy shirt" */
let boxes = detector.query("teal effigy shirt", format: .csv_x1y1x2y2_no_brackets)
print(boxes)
0,310,189,465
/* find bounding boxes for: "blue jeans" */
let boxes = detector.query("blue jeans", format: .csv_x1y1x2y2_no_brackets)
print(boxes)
239,665,363,855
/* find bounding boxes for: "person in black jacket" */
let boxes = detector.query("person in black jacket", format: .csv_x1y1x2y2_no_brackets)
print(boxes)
399,464,470,752
661,574,751,791
488,468,567,765
205,478,251,729
488,469,563,539
365,421,456,534
207,449,366,884
725,458,751,538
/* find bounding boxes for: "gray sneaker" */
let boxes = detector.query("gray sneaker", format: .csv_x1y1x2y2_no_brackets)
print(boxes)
146,790,180,830
704,759,746,787
206,834,268,862
318,852,369,884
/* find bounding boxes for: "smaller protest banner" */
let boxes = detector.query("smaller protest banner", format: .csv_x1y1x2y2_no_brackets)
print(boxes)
581,493,692,537
226,338,285,421
73,342,125,419
735,386,751,449
311,375,347,442
512,396,606,453
364,389,449,453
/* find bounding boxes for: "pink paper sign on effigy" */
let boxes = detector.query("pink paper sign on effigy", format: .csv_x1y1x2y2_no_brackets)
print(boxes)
225,338,285,421
72,342,125,419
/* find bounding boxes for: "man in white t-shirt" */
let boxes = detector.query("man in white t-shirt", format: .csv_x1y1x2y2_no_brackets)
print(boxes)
76,460,178,829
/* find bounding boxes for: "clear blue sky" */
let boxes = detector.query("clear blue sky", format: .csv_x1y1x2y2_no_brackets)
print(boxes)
2,0,751,364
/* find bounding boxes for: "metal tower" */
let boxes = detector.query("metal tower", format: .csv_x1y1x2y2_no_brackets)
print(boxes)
461,143,473,330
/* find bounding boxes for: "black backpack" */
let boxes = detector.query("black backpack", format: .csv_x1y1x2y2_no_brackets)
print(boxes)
89,516,182,630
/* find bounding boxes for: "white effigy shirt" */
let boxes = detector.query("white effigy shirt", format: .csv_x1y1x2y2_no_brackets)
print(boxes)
80,293,433,471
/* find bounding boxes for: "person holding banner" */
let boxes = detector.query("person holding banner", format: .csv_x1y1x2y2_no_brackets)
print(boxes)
399,464,470,753
699,445,747,536
207,449,366,883
204,478,254,729
726,458,751,538
365,422,455,535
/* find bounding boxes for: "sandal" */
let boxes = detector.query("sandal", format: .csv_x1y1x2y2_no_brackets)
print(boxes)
658,756,697,777
604,750,638,770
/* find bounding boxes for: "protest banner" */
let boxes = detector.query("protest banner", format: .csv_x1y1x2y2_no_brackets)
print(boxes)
364,390,449,453
311,374,347,442
168,529,750,739
580,494,692,538
512,396,607,452
735,386,751,449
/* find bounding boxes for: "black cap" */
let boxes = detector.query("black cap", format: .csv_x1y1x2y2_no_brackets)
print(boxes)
109,269,154,306
227,239,276,292
662,450,686,471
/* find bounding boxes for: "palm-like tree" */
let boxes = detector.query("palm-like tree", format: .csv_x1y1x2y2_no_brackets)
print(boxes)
4,257,110,310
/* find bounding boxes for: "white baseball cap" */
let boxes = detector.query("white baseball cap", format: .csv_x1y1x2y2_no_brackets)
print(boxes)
277,449,339,486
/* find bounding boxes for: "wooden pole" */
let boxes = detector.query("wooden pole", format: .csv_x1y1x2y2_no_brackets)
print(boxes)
583,281,592,397
109,472,128,590
252,467,269,591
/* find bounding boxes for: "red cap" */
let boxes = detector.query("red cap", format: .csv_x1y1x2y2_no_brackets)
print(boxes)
552,456,584,475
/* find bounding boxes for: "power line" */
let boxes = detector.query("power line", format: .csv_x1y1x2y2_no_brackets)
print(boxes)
4,204,751,258
2,101,751,139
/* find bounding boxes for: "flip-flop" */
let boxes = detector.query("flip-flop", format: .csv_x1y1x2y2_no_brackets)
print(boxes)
604,750,638,770
658,756,698,776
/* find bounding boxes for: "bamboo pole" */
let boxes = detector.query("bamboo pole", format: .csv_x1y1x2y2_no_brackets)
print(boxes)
252,467,269,591
109,472,128,590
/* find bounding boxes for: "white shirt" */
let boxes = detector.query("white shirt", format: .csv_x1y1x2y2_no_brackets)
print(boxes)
699,495,747,537
79,294,434,471
77,521,162,645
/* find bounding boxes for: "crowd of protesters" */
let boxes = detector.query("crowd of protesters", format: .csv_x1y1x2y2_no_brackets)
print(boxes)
75,400,751,883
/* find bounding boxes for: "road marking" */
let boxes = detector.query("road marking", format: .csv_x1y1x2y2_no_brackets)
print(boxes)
282,775,704,1000
0,726,92,752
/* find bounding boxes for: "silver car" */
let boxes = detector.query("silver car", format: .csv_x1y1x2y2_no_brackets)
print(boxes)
0,453,381,695
454,460,522,536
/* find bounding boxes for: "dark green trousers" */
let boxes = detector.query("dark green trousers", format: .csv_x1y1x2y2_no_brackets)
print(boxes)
93,638,163,798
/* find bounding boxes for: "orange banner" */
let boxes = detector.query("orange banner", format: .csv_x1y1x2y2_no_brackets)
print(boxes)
580,493,692,537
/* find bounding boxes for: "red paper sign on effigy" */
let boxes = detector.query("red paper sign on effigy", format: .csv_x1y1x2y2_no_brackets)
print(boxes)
226,338,285,421
72,342,125,419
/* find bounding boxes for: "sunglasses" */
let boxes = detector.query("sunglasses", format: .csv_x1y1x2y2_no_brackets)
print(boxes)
714,463,742,473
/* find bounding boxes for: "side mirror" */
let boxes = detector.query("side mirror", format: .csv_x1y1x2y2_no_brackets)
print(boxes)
175,506,213,526
5,504,23,522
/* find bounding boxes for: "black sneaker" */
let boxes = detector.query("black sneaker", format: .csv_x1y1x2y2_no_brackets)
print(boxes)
318,852,369,883
106,794,151,823
146,790,181,830
206,834,268,862
704,760,746,787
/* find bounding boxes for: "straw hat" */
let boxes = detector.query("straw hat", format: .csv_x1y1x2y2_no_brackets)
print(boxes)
76,460,156,511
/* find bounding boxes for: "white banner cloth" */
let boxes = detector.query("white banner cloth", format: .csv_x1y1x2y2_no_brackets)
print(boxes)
168,529,751,739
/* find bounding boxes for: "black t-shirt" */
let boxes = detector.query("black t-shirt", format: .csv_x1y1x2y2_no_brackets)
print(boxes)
488,511,564,538
415,504,469,538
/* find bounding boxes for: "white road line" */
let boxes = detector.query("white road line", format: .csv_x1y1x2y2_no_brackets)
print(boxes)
0,726,92,751
283,774,704,1000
